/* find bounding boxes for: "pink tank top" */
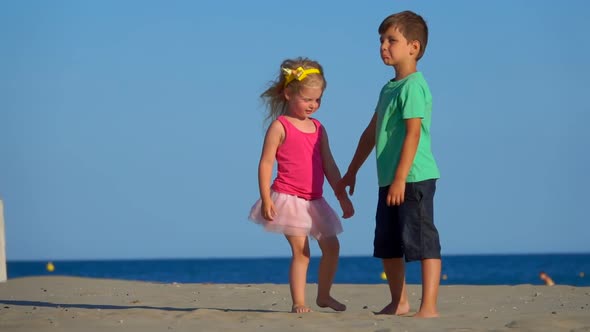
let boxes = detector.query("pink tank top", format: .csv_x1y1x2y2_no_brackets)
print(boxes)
271,116,324,200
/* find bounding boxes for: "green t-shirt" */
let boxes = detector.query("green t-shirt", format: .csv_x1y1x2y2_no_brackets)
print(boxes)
375,72,440,186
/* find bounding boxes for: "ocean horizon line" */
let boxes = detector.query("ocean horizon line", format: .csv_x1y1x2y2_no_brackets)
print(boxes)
8,251,590,263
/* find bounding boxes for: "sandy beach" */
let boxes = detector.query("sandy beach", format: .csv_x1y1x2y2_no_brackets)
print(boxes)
0,276,589,331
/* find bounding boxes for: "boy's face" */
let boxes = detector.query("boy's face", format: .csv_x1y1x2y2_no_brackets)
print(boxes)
379,26,417,66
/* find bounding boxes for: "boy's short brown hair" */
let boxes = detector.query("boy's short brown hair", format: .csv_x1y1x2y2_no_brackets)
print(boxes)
378,11,429,60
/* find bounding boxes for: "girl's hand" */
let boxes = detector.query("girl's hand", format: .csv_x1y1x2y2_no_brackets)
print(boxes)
261,199,277,221
387,178,406,206
338,195,355,219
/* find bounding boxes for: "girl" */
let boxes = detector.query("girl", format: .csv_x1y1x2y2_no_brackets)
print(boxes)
249,57,354,313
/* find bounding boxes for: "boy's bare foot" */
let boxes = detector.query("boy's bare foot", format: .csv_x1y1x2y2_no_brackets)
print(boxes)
291,304,312,313
375,301,410,315
316,296,347,311
413,309,439,318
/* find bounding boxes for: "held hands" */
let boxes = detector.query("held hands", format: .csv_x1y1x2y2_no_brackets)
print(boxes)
337,171,357,196
335,171,356,219
387,178,406,206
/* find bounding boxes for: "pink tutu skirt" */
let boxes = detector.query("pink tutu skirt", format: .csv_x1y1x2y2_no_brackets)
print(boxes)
248,191,343,240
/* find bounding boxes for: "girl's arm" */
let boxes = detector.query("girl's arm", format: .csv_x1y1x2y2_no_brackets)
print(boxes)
258,120,283,220
320,126,354,218
320,126,343,196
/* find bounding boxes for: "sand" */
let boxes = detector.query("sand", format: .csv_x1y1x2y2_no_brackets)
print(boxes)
1,276,589,331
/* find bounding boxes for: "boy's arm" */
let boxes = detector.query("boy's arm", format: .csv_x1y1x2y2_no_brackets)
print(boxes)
339,113,377,195
320,127,354,218
258,120,283,220
387,118,421,206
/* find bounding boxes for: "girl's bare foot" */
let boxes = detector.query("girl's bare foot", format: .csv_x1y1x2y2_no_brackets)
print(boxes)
316,296,346,311
291,304,312,313
375,301,410,315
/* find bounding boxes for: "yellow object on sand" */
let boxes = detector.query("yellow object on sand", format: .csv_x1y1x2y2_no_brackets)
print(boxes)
46,262,55,272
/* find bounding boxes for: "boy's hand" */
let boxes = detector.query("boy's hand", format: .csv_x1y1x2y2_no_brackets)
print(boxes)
387,178,406,206
338,172,357,196
261,199,277,221
338,195,355,219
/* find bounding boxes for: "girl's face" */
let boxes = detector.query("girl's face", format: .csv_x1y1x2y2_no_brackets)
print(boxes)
285,85,323,119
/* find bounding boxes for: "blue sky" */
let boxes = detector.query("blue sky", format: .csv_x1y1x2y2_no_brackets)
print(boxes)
1,0,589,261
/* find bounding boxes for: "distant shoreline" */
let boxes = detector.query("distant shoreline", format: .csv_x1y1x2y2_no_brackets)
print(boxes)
7,252,590,262
6,254,590,286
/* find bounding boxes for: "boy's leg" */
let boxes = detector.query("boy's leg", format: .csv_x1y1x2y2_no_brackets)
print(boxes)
400,179,441,318
378,258,410,315
285,235,312,313
374,186,410,315
415,258,441,318
316,236,346,311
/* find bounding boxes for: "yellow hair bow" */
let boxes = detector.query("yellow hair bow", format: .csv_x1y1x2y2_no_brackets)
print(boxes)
282,66,321,87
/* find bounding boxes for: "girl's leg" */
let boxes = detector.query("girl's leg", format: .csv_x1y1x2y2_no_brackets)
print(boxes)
285,235,312,313
316,236,346,311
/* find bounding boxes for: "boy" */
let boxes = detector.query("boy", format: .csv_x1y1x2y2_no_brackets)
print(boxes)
338,11,441,318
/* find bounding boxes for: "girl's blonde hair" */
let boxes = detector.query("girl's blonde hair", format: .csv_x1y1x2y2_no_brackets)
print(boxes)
260,57,326,123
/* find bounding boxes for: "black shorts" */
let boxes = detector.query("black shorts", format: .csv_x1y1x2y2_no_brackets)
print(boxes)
373,179,441,262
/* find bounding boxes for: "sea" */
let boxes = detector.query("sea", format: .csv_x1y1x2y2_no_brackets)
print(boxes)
6,253,590,286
